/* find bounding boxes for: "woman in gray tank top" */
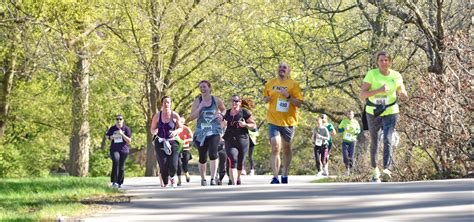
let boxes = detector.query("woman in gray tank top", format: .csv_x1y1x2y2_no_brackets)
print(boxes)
187,80,226,186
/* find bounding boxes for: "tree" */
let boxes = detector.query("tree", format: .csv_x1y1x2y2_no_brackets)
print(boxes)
122,0,230,176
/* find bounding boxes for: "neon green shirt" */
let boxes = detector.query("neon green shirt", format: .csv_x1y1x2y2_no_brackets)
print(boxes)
338,118,360,142
363,68,403,116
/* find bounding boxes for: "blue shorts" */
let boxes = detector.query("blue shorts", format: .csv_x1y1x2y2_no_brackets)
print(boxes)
268,123,295,143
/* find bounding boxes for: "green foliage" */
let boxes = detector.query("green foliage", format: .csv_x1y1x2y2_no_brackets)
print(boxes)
0,0,469,180
88,148,111,177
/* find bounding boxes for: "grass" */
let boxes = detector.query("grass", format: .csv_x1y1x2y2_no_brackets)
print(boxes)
0,176,123,221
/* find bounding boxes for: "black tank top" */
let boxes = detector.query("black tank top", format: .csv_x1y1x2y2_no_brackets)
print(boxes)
157,111,176,138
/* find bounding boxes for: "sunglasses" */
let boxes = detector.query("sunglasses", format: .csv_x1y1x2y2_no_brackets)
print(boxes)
232,100,240,103
116,118,123,121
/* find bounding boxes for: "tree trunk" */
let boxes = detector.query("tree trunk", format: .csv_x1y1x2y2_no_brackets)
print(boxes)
144,0,165,176
0,29,19,138
68,49,91,177
0,52,15,138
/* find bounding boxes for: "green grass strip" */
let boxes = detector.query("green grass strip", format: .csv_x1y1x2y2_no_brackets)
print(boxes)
0,176,121,221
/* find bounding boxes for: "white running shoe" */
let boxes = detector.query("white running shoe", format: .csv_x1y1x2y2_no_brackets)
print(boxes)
316,171,324,177
170,177,177,188
324,164,329,176
249,169,255,176
345,168,351,176
381,169,392,182
372,167,381,182
241,169,247,175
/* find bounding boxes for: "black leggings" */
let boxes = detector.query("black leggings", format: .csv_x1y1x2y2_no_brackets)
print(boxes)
110,151,128,185
314,144,328,172
225,137,249,170
217,141,228,181
177,149,192,176
155,140,179,185
196,134,220,164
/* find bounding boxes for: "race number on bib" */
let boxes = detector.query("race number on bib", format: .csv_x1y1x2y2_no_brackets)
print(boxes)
276,98,289,112
374,96,388,105
315,138,323,146
344,132,353,141
113,132,123,143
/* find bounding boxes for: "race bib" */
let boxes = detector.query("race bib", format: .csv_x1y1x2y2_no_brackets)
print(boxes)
315,138,323,146
113,132,123,143
276,98,289,112
344,132,353,141
201,123,212,131
374,96,388,105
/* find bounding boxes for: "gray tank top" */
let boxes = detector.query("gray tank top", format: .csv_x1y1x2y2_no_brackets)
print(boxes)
194,96,222,145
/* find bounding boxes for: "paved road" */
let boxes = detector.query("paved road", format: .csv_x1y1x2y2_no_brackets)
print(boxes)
83,176,473,221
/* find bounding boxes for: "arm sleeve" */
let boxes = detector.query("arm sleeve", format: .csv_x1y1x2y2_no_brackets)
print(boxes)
264,82,271,97
363,70,373,84
291,81,304,101
125,126,132,137
243,109,251,120
105,127,113,136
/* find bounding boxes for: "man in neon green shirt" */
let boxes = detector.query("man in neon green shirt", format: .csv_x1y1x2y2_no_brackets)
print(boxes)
338,110,360,176
360,51,408,182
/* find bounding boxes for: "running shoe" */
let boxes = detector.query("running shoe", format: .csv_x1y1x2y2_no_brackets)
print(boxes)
281,176,288,184
228,180,233,185
372,167,381,183
111,182,118,188
380,169,392,182
316,171,323,177
185,172,191,183
170,177,177,188
210,178,217,186
201,179,207,186
249,169,255,176
345,168,351,176
236,179,241,185
177,176,182,186
241,169,247,175
270,177,280,184
324,164,330,176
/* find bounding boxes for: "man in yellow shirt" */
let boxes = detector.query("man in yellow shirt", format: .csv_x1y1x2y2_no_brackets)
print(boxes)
263,62,304,184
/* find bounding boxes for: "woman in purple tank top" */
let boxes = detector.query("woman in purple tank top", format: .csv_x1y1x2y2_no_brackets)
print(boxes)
150,96,183,188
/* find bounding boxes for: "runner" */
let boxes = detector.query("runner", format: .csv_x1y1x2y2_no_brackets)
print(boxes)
187,80,226,186
311,117,330,177
241,97,258,176
360,51,408,182
105,114,132,188
217,137,228,185
338,110,360,176
321,114,336,176
150,96,183,188
222,95,256,185
177,117,193,185
263,62,304,184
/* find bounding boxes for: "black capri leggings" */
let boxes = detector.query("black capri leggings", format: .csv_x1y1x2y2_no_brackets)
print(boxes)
225,137,249,170
196,134,220,164
155,140,179,186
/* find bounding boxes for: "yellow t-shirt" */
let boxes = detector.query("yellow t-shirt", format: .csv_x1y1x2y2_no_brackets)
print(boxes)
264,77,303,126
363,68,403,116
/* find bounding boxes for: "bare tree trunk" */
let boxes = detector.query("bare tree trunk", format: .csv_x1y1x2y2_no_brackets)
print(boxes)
144,0,162,176
68,49,91,177
0,51,15,138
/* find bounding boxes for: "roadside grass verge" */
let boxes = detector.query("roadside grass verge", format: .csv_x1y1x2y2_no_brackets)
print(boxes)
0,177,124,221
